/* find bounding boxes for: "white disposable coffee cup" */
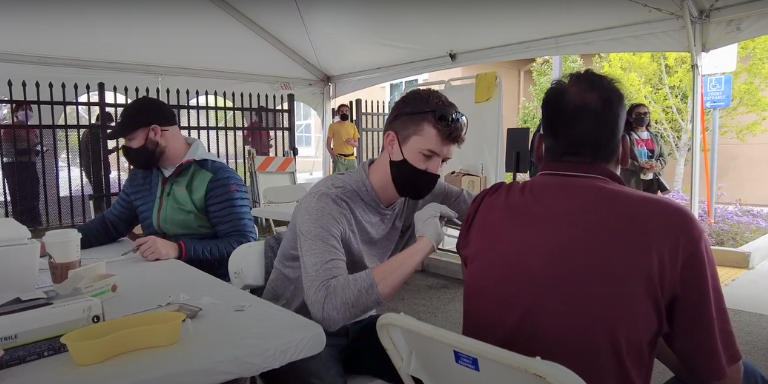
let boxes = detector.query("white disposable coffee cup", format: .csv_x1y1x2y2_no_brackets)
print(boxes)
43,229,82,263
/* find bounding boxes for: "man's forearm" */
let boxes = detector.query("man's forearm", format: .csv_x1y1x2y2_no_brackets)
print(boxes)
372,237,433,301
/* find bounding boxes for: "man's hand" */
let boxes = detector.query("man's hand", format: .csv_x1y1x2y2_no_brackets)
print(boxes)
345,138,354,145
134,236,179,261
414,203,457,252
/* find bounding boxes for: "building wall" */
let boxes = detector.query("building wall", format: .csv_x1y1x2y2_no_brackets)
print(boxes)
665,129,768,206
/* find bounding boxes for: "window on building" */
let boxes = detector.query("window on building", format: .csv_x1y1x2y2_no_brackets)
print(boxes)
294,101,322,157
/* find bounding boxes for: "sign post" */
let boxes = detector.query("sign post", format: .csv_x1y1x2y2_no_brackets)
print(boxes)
703,74,734,221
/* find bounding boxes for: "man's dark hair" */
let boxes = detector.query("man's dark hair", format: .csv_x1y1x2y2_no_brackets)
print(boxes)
12,103,32,113
337,103,350,111
95,112,114,125
384,88,465,146
540,69,626,164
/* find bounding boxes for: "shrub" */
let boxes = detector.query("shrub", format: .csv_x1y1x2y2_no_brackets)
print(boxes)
505,173,530,183
666,190,768,248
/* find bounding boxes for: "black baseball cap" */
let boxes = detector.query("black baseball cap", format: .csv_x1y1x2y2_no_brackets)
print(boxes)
107,97,178,140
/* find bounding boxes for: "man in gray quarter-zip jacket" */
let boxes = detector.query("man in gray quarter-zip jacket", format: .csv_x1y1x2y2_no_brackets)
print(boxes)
261,88,475,384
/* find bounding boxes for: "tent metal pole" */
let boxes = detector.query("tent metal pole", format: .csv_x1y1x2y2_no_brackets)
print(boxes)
684,0,703,216
552,56,563,80
322,84,332,177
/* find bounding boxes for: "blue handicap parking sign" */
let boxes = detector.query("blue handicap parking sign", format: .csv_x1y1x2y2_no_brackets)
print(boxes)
703,74,733,109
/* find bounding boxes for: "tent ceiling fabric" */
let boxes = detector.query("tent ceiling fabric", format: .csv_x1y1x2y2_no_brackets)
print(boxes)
1,0,767,98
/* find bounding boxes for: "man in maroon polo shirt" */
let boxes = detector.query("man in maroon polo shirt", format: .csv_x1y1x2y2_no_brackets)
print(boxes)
457,70,766,384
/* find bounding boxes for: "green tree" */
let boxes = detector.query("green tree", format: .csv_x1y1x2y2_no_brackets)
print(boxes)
517,55,587,129
594,36,768,190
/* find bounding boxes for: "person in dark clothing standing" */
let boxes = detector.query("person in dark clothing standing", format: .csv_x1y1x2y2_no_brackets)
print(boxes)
1,103,42,227
79,112,119,216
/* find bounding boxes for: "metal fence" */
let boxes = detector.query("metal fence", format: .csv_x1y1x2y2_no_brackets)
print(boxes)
332,98,388,164
0,80,295,229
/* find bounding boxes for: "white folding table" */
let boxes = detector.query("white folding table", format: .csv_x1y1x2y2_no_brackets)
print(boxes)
6,240,325,384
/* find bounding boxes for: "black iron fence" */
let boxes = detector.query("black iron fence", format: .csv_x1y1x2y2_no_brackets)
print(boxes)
1,80,295,229
332,98,388,164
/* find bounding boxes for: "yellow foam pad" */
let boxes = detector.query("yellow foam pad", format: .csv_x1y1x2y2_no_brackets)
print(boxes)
717,266,747,286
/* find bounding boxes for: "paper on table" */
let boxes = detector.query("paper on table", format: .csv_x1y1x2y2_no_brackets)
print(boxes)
37,271,53,288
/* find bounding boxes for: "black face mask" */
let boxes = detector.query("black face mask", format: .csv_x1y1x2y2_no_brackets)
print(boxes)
122,134,162,171
339,113,350,122
389,135,440,200
632,116,650,128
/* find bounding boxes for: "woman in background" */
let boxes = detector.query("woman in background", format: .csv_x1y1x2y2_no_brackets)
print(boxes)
1,103,42,227
620,103,670,195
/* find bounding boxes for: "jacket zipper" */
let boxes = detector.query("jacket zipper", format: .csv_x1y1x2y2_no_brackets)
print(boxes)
157,176,169,233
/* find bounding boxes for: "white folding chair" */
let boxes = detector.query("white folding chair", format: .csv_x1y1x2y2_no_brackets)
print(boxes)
228,241,266,291
261,184,307,233
376,313,586,384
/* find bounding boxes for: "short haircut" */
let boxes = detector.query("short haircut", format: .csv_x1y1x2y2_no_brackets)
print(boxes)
95,112,115,125
540,69,626,164
384,88,465,146
337,104,350,111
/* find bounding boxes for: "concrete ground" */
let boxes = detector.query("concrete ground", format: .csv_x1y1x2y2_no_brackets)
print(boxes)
379,271,768,384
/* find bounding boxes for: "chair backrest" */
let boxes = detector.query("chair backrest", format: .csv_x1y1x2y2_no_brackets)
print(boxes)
228,241,266,290
376,313,586,384
250,232,284,298
262,184,307,205
253,156,297,206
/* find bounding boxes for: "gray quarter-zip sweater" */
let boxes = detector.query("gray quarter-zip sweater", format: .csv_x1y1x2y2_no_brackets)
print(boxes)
262,160,474,331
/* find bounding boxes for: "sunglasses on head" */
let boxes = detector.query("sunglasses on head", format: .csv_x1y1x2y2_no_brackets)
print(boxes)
387,105,469,136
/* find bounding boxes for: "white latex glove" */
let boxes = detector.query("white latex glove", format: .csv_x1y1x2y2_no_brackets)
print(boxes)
414,203,457,251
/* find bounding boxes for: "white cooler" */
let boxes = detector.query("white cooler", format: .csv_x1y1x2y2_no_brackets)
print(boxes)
0,218,41,304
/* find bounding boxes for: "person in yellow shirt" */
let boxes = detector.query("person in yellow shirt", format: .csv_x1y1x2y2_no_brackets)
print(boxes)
327,104,360,173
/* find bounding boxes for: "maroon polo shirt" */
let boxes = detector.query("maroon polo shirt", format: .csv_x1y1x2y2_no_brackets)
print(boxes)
457,162,741,384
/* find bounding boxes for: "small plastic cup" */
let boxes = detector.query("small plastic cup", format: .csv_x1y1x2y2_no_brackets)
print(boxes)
43,229,82,263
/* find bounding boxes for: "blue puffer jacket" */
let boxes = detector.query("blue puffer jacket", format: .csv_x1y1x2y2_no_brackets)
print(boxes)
78,138,258,281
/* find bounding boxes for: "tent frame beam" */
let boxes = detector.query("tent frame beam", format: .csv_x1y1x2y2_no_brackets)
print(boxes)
328,18,683,84
0,51,321,86
684,0,703,215
208,0,327,81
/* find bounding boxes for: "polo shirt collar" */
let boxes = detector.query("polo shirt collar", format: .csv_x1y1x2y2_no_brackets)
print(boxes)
537,162,626,186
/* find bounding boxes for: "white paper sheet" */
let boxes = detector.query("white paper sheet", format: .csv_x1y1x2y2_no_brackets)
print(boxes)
36,271,53,288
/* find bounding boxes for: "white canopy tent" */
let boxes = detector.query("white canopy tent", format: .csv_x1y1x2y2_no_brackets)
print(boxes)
1,0,767,206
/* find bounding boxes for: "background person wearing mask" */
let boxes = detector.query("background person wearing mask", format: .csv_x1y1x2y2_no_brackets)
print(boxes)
620,103,669,194
41,97,257,280
327,103,360,173
261,89,473,384
79,112,119,216
1,103,42,227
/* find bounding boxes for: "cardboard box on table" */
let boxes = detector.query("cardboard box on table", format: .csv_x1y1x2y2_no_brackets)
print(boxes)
444,168,487,194
0,297,103,371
